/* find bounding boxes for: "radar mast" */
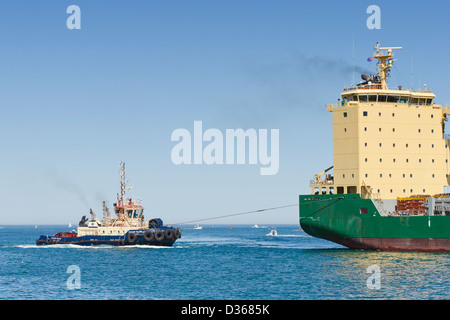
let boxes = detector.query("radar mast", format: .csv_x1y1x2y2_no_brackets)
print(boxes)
373,42,403,90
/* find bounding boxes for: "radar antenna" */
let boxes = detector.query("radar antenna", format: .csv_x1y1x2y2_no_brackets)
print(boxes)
373,42,403,90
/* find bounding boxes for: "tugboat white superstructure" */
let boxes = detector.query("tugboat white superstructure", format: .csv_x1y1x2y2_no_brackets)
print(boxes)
36,162,181,246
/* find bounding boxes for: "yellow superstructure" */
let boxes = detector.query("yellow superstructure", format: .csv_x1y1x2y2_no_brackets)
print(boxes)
311,43,450,199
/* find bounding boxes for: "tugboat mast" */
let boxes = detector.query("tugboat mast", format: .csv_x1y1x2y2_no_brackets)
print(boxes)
120,161,126,204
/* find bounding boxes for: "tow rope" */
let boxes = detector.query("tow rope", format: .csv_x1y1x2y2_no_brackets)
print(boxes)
172,203,299,225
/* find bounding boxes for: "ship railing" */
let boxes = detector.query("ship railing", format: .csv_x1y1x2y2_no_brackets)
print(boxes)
357,84,382,90
325,103,344,111
326,101,359,111
370,192,381,201
343,86,357,92
370,193,391,216
309,180,334,186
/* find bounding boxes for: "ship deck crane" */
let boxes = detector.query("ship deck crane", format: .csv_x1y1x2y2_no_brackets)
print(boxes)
314,166,334,185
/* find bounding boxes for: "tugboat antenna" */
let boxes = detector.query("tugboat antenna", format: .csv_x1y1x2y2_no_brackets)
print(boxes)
120,161,126,203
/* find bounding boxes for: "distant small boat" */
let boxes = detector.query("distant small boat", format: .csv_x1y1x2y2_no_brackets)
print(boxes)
68,222,72,228
252,224,259,228
266,229,278,236
194,225,203,230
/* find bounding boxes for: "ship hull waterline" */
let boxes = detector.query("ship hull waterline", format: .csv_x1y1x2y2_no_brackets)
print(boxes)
36,237,176,247
299,193,450,252
36,229,180,247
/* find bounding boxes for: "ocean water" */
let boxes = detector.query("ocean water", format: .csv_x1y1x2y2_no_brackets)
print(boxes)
1,224,450,300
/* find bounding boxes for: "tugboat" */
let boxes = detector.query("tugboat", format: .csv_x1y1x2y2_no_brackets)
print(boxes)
36,162,181,246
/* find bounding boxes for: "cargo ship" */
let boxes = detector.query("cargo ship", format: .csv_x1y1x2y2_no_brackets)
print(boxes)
36,162,181,246
299,43,450,252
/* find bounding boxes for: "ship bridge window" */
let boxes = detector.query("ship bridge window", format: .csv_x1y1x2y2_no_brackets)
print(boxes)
369,95,377,102
399,96,409,103
412,98,432,105
387,95,399,103
378,95,387,102
359,95,368,102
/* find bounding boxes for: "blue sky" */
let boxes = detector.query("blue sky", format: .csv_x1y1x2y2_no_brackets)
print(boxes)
1,0,449,225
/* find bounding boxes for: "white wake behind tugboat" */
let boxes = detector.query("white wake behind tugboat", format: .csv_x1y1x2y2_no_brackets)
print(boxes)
36,162,181,246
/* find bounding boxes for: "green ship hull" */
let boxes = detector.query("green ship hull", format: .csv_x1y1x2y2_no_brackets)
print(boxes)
299,193,450,252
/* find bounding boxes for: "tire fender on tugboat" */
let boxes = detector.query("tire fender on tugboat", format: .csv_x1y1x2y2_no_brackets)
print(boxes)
144,230,155,241
173,228,181,239
127,232,138,243
155,230,164,241
165,229,174,240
